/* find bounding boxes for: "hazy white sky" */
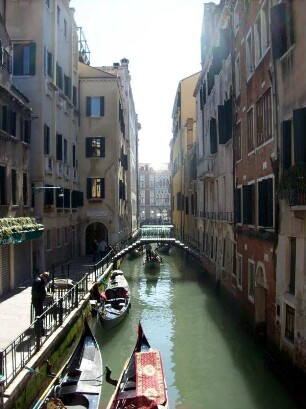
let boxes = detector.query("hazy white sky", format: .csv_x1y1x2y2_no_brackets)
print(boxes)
70,0,211,164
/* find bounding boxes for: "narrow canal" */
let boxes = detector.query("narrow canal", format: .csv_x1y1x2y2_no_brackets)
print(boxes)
92,247,298,409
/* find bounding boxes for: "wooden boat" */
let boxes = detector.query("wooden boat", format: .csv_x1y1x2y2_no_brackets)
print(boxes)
105,323,169,409
33,319,102,409
143,251,163,270
97,270,131,330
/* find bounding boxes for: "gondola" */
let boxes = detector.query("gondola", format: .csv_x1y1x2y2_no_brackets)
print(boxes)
33,319,102,409
97,270,131,330
105,322,169,409
143,251,163,270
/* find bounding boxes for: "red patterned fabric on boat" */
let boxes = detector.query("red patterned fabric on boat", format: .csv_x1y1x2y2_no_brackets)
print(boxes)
135,350,166,408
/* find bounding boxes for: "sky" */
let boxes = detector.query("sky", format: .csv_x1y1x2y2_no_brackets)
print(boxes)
70,0,213,165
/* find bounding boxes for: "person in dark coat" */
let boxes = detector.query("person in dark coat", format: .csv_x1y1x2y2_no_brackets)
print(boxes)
31,271,49,318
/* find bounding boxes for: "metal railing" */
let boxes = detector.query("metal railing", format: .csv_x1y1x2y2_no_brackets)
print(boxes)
0,253,113,390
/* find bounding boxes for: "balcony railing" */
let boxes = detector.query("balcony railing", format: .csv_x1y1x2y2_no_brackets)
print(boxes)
199,211,234,223
289,188,306,207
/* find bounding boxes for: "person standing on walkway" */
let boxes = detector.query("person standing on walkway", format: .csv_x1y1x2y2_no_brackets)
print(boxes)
31,271,49,318
98,238,108,260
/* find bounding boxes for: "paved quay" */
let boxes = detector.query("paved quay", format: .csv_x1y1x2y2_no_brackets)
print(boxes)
0,256,95,350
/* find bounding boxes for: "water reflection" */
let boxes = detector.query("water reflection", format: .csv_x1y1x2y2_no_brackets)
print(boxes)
94,248,298,409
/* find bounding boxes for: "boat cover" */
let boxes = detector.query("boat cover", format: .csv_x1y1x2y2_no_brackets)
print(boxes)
135,350,167,408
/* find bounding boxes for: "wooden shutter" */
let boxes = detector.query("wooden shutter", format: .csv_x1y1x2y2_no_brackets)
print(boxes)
258,179,274,228
44,124,49,154
243,184,254,225
218,105,226,144
210,118,217,154
13,44,23,75
86,97,91,116
100,97,105,116
29,43,36,75
87,179,92,198
235,188,241,224
281,120,292,170
293,108,306,165
56,133,63,160
270,4,287,59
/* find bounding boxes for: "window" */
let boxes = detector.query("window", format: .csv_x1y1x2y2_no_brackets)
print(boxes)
0,165,6,205
237,253,242,288
235,187,242,223
56,63,63,89
86,96,105,117
87,178,105,199
256,90,272,146
64,138,67,163
23,173,28,205
44,124,50,155
235,55,241,96
72,144,76,167
235,122,241,161
246,30,253,79
56,227,61,247
44,48,53,78
285,304,295,343
258,177,274,228
56,133,63,160
243,183,255,225
271,2,294,60
281,120,293,170
45,0,50,8
64,19,67,37
64,74,71,98
210,118,217,154
247,108,254,152
254,2,269,66
177,191,182,211
288,237,296,295
10,112,16,137
23,120,31,143
11,169,17,205
13,43,36,75
86,137,105,158
248,260,255,301
292,108,306,165
57,5,60,26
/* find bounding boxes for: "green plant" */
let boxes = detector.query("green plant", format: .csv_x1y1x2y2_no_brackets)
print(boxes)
276,164,306,200
0,217,44,241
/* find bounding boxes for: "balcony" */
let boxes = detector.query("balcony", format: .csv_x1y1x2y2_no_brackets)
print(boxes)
198,158,215,180
45,157,53,174
199,211,234,223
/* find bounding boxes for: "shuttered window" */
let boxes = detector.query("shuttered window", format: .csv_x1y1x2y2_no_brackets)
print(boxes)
281,120,292,170
293,108,306,165
235,187,242,224
13,43,36,75
86,137,105,157
243,184,255,225
210,118,217,154
11,169,17,205
44,124,50,155
270,3,294,60
86,96,105,116
56,133,63,160
87,178,105,199
258,178,274,228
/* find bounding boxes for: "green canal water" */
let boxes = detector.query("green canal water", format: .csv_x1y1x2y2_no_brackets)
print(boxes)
92,247,298,409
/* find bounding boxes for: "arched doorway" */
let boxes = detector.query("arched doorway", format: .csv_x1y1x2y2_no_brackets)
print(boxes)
85,222,108,255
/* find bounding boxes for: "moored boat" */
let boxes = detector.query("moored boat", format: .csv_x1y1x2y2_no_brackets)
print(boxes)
33,319,102,409
105,322,169,409
97,270,131,330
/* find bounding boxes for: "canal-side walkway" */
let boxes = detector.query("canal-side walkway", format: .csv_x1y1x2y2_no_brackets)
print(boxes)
0,255,94,349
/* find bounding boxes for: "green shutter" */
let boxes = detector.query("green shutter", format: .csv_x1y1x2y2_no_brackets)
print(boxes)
281,120,292,170
29,43,36,75
86,97,91,116
100,97,104,116
13,44,23,75
293,108,306,165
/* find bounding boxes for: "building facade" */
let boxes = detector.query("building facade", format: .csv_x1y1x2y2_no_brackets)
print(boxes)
78,59,139,254
139,163,171,225
171,72,200,237
271,0,306,371
0,0,44,295
6,0,82,272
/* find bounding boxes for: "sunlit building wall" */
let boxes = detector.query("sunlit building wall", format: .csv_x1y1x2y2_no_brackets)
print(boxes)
0,2,37,294
171,72,200,237
78,59,138,253
6,0,81,271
